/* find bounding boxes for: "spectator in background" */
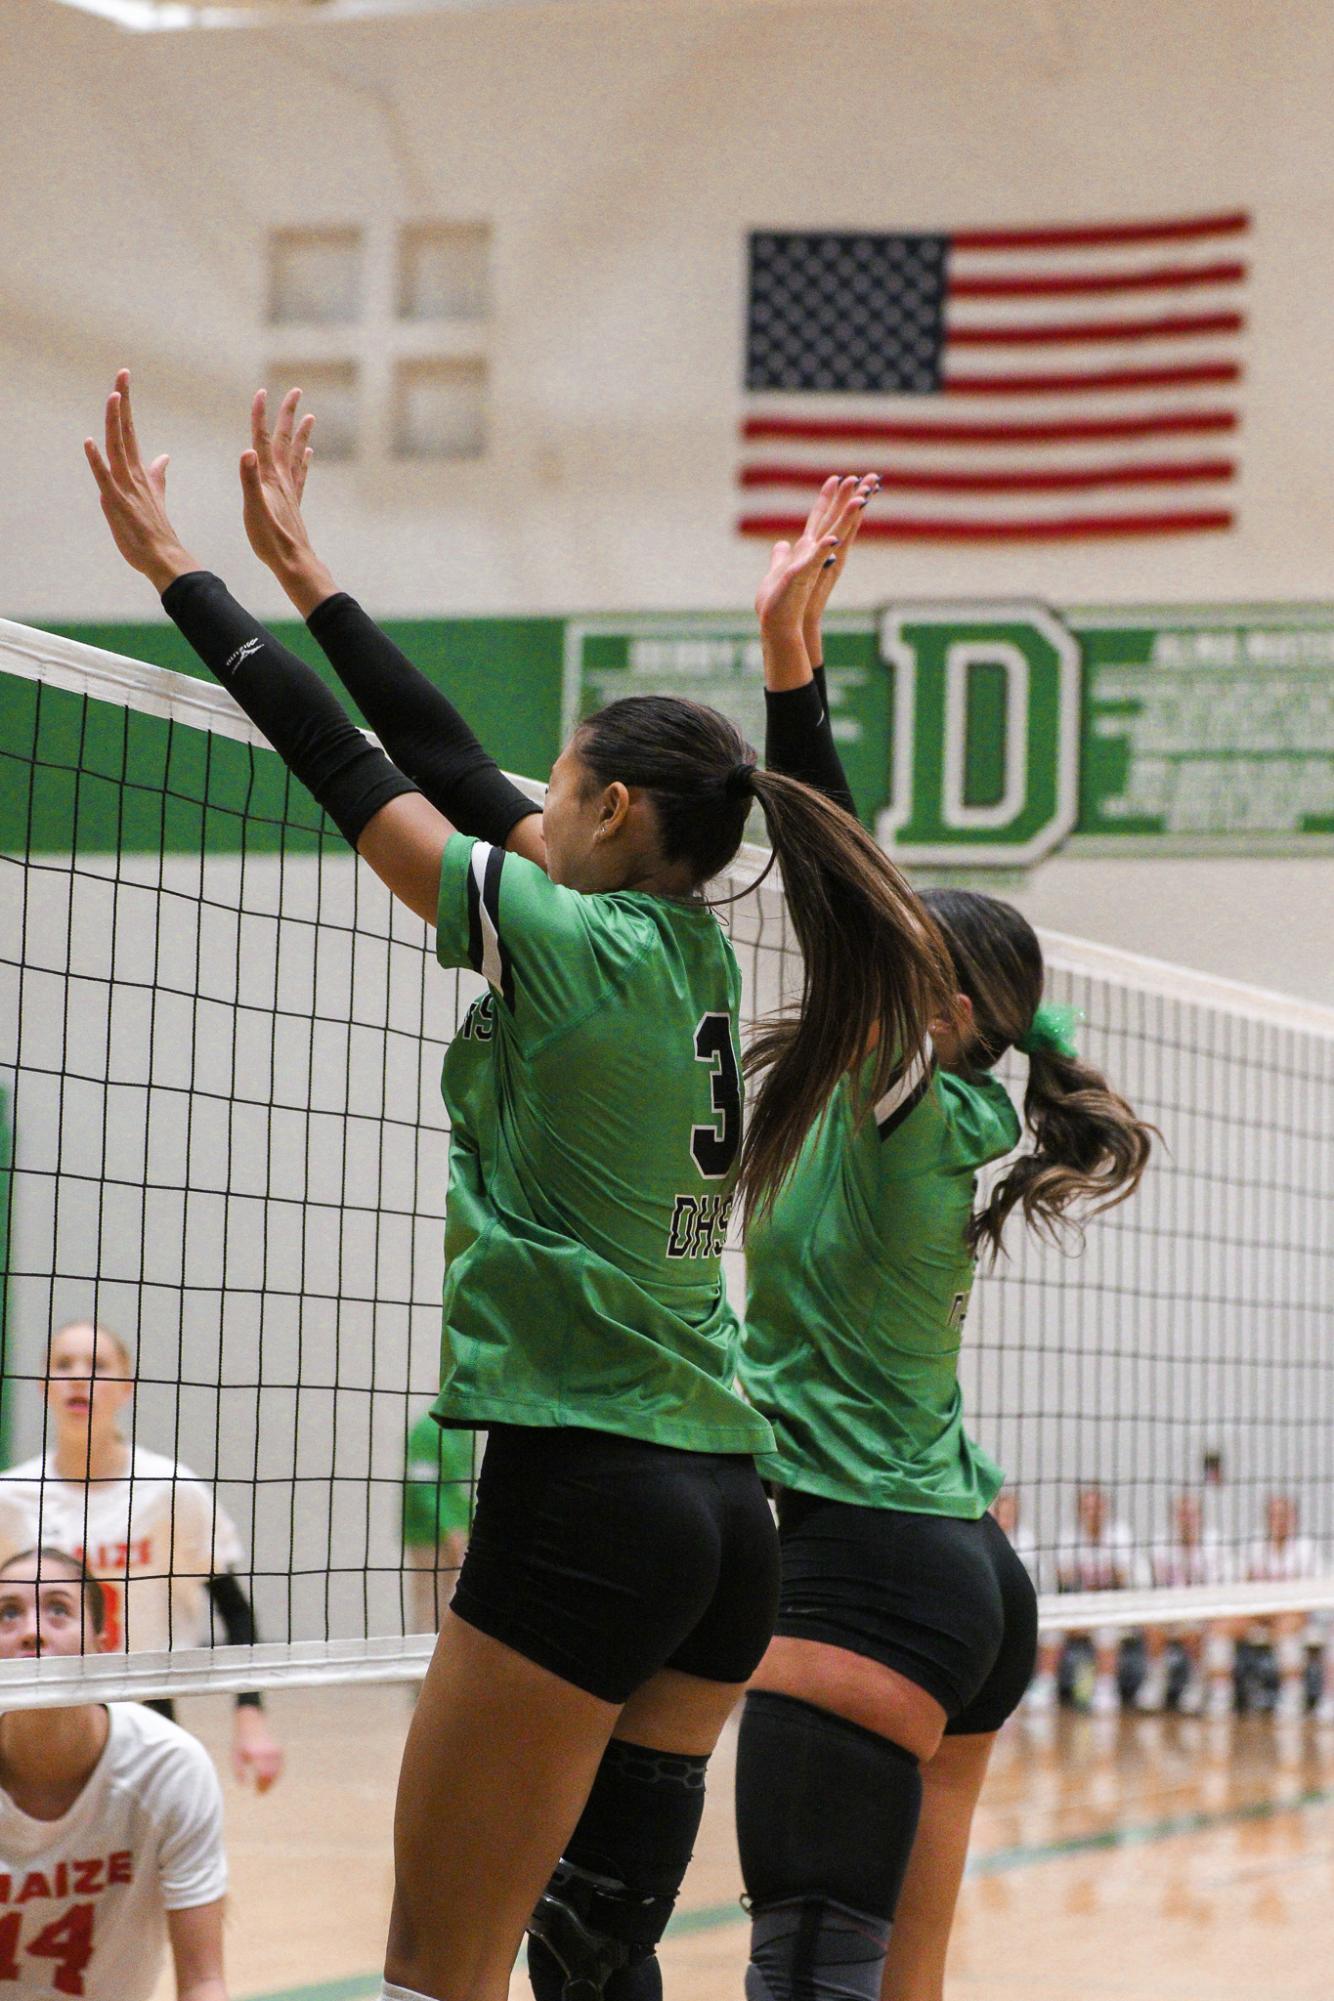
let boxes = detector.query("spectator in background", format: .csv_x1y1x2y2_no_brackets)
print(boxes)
0,1319,283,1790
1237,1493,1323,1722
0,1545,228,2000
989,1488,1042,1588
1137,1489,1231,1715
1026,1485,1143,1716
402,1413,476,1634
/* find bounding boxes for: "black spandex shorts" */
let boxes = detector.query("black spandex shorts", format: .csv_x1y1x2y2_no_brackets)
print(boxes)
452,1425,780,1704
774,1491,1038,1735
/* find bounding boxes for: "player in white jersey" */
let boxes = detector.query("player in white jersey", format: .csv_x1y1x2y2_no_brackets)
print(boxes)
1235,1494,1325,1722
1026,1486,1144,1716
0,1322,283,1789
1135,1491,1232,1715
0,1546,228,1999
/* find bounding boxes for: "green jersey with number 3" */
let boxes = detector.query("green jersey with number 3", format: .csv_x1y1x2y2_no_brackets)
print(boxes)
740,1049,1021,1515
432,835,773,1453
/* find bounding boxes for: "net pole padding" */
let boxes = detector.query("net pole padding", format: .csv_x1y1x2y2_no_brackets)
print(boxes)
0,1634,437,1711
1038,1577,1334,1633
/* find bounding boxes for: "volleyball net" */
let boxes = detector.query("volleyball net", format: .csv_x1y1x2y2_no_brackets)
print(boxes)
0,617,1330,1708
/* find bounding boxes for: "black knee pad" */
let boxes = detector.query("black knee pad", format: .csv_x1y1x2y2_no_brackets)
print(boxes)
736,1691,922,1921
527,1738,709,2001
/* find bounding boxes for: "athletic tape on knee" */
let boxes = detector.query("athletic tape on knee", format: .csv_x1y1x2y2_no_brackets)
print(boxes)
379,1983,434,2001
745,1897,889,2001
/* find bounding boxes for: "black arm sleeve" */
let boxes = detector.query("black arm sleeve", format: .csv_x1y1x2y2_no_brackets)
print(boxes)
764,666,857,816
161,572,420,850
305,593,540,846
205,1572,264,1710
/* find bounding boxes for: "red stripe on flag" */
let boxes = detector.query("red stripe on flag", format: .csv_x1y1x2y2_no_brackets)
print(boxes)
738,511,1235,541
739,460,1236,494
942,362,1241,396
951,211,1250,252
950,260,1247,298
740,412,1239,445
945,311,1244,346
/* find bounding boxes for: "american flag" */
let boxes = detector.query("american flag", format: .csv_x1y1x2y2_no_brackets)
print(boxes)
739,211,1249,541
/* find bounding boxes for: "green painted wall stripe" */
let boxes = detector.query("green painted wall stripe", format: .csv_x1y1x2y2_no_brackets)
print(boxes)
240,1780,1334,2001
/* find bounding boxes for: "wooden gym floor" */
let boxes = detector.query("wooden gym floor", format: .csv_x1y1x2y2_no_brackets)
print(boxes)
154,1682,1334,2001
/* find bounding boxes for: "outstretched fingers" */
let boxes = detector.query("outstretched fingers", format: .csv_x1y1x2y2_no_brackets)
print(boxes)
115,369,145,475
292,412,315,500
271,387,302,474
251,388,277,476
104,389,131,486
83,435,114,497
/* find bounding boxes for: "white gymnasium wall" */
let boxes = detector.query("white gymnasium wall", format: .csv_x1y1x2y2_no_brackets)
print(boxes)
4,0,1334,616
2,0,1331,994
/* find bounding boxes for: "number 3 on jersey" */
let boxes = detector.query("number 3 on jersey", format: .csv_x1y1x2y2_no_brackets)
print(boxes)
690,1014,741,1180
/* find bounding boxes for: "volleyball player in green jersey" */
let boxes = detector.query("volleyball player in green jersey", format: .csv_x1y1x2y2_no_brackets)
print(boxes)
85,380,958,2001
734,478,1155,2001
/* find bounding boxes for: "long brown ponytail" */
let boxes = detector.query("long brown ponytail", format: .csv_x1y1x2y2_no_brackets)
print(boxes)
919,888,1155,1258
741,769,958,1223
573,697,959,1221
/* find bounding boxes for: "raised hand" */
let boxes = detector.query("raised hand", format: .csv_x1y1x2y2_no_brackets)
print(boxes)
754,473,877,690
84,370,198,592
801,472,879,662
240,387,333,617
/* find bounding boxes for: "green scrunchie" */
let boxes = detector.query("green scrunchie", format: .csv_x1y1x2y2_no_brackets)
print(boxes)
1015,1001,1083,1062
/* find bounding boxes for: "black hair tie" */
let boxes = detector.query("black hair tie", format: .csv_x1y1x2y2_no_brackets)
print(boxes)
724,761,756,801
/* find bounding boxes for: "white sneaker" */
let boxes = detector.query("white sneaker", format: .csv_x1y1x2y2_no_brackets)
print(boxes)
1024,1673,1057,1714
1275,1679,1306,1724
1091,1676,1120,1717
1135,1665,1168,1713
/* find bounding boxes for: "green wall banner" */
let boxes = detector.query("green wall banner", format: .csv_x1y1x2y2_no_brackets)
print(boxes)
10,603,1332,864
568,603,1334,864
1071,607,1334,854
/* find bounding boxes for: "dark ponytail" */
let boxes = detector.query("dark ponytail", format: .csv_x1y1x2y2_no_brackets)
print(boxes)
919,888,1155,1258
741,769,959,1223
574,696,960,1220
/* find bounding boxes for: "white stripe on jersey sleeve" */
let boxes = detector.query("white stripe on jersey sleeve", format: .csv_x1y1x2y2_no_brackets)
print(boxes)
469,841,505,992
873,1038,935,1138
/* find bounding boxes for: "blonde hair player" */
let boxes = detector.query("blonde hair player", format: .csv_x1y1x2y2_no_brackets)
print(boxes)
84,374,956,2001
0,1547,227,1999
0,1321,283,1791
735,477,1155,2001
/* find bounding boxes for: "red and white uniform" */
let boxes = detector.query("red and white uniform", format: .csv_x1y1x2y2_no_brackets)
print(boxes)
0,1450,244,1654
0,1703,225,1998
